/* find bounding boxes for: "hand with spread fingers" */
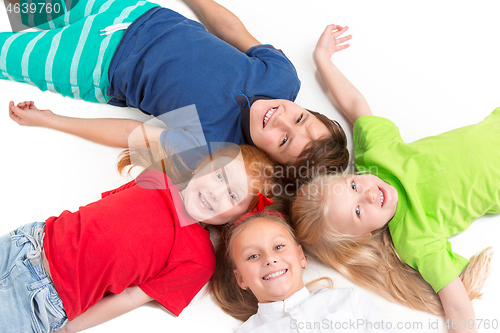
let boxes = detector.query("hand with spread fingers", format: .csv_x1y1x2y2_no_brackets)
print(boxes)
314,24,352,64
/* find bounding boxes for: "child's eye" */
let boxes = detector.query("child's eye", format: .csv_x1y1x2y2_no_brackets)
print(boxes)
274,244,284,250
280,135,288,146
295,114,303,124
215,170,223,182
351,181,357,192
355,206,360,217
229,192,238,202
247,254,259,260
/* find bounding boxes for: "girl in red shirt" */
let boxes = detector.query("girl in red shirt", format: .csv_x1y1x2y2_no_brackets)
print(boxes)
0,144,276,333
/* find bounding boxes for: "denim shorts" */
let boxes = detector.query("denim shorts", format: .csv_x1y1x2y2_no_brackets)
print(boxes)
0,222,68,333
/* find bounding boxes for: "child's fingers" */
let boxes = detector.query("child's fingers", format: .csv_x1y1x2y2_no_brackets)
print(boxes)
335,35,352,45
9,104,23,124
336,43,350,51
9,103,21,114
326,23,343,30
323,24,342,36
28,101,38,109
332,25,349,38
24,101,34,108
17,101,30,110
321,24,336,37
8,101,17,118
17,101,33,107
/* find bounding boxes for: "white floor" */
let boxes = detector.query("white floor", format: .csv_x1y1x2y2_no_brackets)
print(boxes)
1,0,499,332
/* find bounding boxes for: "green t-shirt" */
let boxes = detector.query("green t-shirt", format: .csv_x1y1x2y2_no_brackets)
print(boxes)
353,108,500,292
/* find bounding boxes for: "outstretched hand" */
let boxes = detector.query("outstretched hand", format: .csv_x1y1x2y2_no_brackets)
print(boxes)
314,24,352,64
9,101,54,127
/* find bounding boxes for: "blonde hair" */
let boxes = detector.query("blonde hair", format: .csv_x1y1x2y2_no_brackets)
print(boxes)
210,213,332,321
291,174,493,315
118,141,278,209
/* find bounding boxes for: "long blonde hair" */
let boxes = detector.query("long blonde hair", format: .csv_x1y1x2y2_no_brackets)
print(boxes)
117,141,278,209
210,213,332,321
291,174,493,315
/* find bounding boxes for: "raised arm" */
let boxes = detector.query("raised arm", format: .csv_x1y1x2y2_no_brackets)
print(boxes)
9,101,164,149
313,24,372,124
438,276,477,333
183,0,260,53
56,286,153,333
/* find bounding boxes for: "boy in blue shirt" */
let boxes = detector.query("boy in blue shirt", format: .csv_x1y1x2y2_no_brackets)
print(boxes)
5,0,350,175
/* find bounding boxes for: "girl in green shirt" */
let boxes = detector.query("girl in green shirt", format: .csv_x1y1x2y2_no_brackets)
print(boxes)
291,24,497,333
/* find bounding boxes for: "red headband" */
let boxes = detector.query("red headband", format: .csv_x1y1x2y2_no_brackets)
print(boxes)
235,193,284,226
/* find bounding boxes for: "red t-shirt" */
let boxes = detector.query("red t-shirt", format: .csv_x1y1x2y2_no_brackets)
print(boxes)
43,170,215,320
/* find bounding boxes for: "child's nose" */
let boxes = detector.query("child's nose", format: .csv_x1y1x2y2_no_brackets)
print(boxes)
273,112,291,130
209,185,226,201
364,188,375,204
264,252,278,266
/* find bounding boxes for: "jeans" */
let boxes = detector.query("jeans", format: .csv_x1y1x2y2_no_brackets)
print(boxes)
0,222,68,333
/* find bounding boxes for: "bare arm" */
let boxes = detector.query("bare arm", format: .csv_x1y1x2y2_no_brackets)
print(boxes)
183,0,260,53
9,101,164,148
313,24,372,124
56,286,153,333
438,276,477,333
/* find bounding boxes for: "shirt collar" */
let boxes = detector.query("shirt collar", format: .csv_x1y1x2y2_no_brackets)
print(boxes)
236,94,272,147
256,286,310,314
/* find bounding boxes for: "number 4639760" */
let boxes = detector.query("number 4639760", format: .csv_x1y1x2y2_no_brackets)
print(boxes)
444,319,498,330
5,2,61,14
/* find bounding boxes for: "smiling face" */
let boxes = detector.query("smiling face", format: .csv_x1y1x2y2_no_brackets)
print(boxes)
327,174,399,236
249,99,330,165
182,156,254,225
231,218,307,303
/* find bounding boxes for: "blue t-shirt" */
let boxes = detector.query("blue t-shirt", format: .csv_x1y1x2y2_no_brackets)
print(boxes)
107,7,301,149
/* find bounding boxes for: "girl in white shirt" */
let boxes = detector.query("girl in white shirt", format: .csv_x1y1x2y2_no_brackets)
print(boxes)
211,212,396,332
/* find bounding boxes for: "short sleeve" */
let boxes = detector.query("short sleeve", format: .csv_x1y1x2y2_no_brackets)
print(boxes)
353,116,403,157
157,104,210,170
161,129,210,171
100,179,137,198
139,260,214,316
246,44,292,69
245,45,301,101
134,170,169,190
403,239,469,293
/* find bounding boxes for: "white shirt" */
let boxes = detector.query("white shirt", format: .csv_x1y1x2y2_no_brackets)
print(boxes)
236,287,396,333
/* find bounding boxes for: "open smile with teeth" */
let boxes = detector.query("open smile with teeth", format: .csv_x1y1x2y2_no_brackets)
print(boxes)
263,107,277,128
379,188,385,207
199,192,213,211
262,269,287,280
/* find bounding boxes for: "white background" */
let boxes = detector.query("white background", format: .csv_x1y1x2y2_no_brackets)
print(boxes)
1,0,499,332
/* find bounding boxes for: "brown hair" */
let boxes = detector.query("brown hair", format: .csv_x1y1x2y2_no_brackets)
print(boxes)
282,110,349,188
210,213,332,321
210,213,292,321
291,174,493,315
